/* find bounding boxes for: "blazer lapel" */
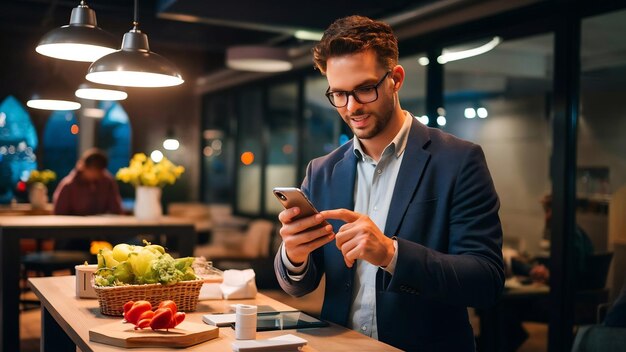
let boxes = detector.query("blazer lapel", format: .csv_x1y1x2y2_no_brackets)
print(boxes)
384,119,431,237
328,145,357,212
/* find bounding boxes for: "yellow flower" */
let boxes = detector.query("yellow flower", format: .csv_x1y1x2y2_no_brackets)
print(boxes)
27,169,57,185
115,153,184,188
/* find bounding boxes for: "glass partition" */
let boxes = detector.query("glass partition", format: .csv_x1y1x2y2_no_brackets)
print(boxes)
302,75,347,177
236,88,264,215
265,81,299,214
202,92,235,204
398,53,427,120
579,8,626,315
444,33,554,258
444,33,554,352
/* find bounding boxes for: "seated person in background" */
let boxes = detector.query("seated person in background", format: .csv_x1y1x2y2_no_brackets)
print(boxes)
503,247,550,285
53,148,123,250
538,193,594,283
501,194,594,351
53,148,122,216
604,278,626,327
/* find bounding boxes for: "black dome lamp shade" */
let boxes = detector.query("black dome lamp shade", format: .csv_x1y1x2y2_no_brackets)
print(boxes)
35,1,117,62
86,0,184,88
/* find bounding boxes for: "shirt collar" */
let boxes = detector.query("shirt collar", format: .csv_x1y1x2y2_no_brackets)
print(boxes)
352,111,412,161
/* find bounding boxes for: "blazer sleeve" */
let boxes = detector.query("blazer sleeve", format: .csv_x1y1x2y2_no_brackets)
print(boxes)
274,161,326,297
387,145,505,308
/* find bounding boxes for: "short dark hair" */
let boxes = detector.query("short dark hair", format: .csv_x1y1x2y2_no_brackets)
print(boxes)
312,15,399,74
80,148,108,170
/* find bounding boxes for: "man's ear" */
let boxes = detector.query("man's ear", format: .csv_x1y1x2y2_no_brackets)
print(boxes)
391,65,405,92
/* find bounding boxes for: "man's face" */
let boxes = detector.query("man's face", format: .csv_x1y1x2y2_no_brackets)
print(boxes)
325,50,395,140
81,167,104,181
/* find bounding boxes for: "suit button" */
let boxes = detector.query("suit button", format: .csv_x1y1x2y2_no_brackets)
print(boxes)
345,282,351,291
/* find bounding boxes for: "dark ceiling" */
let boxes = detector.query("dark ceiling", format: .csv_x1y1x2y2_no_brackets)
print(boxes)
0,0,435,54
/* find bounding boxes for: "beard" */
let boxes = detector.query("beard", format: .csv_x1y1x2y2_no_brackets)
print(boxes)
343,93,395,140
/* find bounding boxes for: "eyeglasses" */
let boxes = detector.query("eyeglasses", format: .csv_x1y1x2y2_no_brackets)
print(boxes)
325,71,391,108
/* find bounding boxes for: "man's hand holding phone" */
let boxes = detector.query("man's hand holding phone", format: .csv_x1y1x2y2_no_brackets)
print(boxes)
278,207,335,265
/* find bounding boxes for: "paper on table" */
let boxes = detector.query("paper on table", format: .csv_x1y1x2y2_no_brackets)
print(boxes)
231,334,307,352
203,313,237,327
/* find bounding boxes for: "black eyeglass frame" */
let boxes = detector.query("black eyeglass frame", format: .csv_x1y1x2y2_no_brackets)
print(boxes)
325,71,391,108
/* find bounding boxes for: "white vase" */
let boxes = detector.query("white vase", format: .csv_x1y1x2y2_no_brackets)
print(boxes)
28,182,48,210
134,186,163,220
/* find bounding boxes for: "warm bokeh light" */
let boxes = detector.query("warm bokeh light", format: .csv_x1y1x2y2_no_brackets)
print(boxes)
163,138,180,151
464,108,476,119
240,151,255,165
150,150,164,162
70,124,79,134
282,144,293,154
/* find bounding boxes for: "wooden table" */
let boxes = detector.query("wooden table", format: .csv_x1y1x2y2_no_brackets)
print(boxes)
28,276,401,352
0,215,196,352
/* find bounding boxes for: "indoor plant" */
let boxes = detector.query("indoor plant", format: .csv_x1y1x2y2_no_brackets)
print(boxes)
116,153,184,220
26,169,56,209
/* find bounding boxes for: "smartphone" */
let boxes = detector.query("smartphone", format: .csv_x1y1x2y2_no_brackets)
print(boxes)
272,187,330,230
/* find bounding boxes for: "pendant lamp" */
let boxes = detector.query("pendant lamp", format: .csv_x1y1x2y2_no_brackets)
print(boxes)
75,82,127,101
162,127,179,151
226,46,292,72
86,0,184,88
36,1,117,62
27,78,81,111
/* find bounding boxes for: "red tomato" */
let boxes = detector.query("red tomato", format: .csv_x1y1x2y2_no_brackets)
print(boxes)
169,311,186,328
150,308,174,330
135,318,152,330
125,301,152,325
158,300,178,314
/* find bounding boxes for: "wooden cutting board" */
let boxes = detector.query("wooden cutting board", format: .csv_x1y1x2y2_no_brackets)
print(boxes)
89,320,219,348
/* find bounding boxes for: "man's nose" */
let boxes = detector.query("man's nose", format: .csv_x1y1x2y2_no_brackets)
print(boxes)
345,94,363,112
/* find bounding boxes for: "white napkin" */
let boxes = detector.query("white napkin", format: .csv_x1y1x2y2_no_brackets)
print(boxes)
198,283,224,300
220,269,258,299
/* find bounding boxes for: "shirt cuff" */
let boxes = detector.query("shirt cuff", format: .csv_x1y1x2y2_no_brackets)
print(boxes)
280,243,309,280
381,238,398,274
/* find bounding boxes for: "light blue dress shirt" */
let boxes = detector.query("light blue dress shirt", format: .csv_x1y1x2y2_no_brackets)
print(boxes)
281,111,412,339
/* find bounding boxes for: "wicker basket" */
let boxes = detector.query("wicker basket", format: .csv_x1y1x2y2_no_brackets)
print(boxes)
93,279,204,316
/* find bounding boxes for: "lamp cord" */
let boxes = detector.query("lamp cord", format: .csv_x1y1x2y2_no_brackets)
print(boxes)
133,0,139,29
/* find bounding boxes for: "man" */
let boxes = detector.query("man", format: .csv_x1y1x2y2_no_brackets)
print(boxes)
53,148,123,216
53,148,123,250
274,16,504,351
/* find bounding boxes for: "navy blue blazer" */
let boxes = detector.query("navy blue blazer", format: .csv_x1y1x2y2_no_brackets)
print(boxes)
275,117,505,351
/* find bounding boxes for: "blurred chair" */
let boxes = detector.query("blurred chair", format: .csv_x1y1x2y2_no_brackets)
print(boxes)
194,219,279,289
194,219,274,260
167,202,212,244
20,248,93,310
571,278,626,352
574,252,614,324
571,325,626,352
